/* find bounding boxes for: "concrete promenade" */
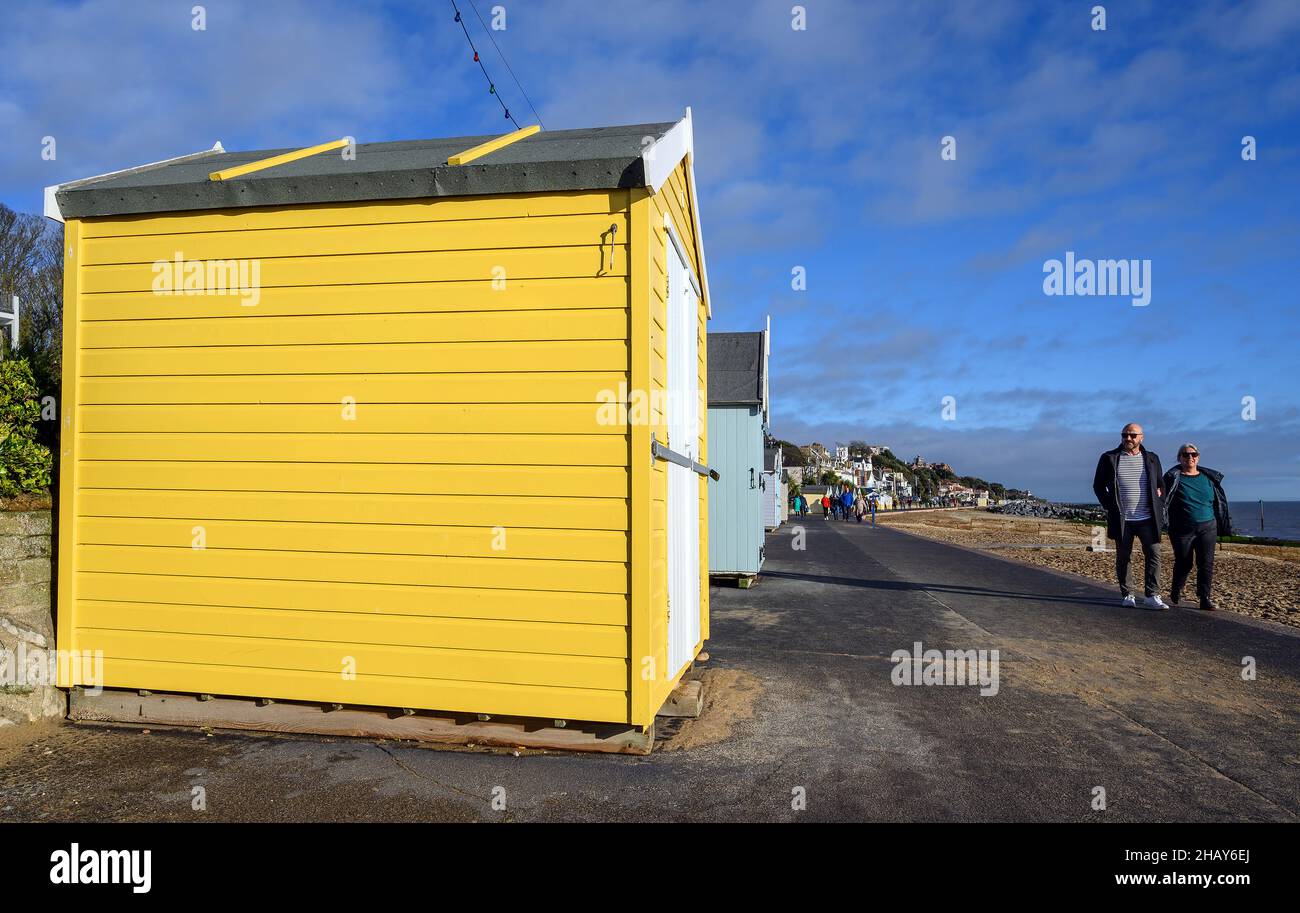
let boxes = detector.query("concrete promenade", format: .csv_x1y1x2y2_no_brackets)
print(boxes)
2,517,1296,822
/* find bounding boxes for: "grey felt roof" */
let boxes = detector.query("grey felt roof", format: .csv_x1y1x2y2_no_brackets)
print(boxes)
707,332,764,406
55,121,677,219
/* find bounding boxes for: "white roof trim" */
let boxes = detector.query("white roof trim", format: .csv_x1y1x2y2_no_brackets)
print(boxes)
42,186,63,223
641,114,691,194
43,141,226,222
642,108,711,318
763,315,771,424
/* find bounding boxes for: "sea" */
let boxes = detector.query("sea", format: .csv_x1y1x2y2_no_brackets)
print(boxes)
1229,501,1300,541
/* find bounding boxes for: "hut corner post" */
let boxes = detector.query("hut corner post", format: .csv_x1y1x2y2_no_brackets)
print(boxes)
55,219,82,686
629,188,655,729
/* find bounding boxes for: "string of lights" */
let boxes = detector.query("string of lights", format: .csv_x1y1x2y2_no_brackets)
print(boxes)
449,0,522,129
466,0,545,130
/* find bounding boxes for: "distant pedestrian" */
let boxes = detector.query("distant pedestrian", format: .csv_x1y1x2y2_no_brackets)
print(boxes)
821,494,831,519
854,492,865,523
868,491,878,527
841,488,854,521
1093,423,1168,610
1162,443,1232,611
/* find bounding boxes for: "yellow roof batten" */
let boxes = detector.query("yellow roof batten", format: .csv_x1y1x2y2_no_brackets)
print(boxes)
208,137,352,182
447,124,540,166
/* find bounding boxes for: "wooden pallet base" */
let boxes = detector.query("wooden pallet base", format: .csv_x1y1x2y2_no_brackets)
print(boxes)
655,679,703,719
68,689,655,755
710,573,759,589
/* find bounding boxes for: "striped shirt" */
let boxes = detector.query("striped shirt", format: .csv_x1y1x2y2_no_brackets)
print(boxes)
1117,452,1151,521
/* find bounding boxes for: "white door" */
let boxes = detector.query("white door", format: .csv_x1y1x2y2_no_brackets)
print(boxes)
665,223,701,680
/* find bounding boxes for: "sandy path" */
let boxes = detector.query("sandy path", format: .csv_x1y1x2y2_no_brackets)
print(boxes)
877,509,1300,628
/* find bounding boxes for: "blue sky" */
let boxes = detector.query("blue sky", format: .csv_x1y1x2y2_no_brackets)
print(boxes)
2,0,1297,500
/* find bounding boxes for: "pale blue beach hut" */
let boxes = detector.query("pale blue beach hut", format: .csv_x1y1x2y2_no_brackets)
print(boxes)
706,326,770,584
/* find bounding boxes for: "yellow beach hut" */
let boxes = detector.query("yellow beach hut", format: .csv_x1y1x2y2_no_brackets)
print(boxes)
46,112,712,751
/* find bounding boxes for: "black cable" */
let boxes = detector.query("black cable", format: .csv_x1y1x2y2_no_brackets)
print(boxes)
466,0,545,129
449,0,521,129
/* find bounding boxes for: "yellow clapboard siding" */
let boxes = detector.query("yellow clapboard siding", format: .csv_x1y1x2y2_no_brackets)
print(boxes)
79,308,629,349
79,432,629,466
78,629,626,691
84,213,629,265
79,278,629,321
78,601,626,658
651,297,667,335
81,190,629,239
78,490,628,531
60,182,669,725
78,572,627,625
78,462,628,499
80,340,628,377
77,545,629,594
662,167,702,281
650,345,666,381
81,246,624,294
79,518,628,563
79,403,623,434
80,372,625,405
651,251,666,287
82,658,627,721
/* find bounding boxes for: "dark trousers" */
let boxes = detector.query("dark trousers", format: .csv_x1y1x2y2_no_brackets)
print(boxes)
1170,520,1216,602
1117,517,1160,597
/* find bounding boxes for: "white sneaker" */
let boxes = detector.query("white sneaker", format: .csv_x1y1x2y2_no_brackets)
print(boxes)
1144,595,1169,610
1121,595,1137,608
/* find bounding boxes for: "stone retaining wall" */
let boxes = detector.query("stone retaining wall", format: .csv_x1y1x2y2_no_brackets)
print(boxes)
0,502,64,727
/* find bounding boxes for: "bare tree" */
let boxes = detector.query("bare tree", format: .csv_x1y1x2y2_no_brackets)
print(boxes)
21,228,65,369
0,203,63,387
0,204,47,300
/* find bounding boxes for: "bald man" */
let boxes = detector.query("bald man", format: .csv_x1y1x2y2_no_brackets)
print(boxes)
1092,423,1168,609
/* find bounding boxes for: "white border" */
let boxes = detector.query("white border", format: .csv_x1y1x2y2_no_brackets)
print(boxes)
664,212,702,299
44,142,225,222
643,108,711,318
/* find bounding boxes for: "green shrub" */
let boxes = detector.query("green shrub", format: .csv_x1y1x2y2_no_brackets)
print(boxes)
0,358,52,496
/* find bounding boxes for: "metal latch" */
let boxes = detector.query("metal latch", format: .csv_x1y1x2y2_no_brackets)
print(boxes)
652,438,719,480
